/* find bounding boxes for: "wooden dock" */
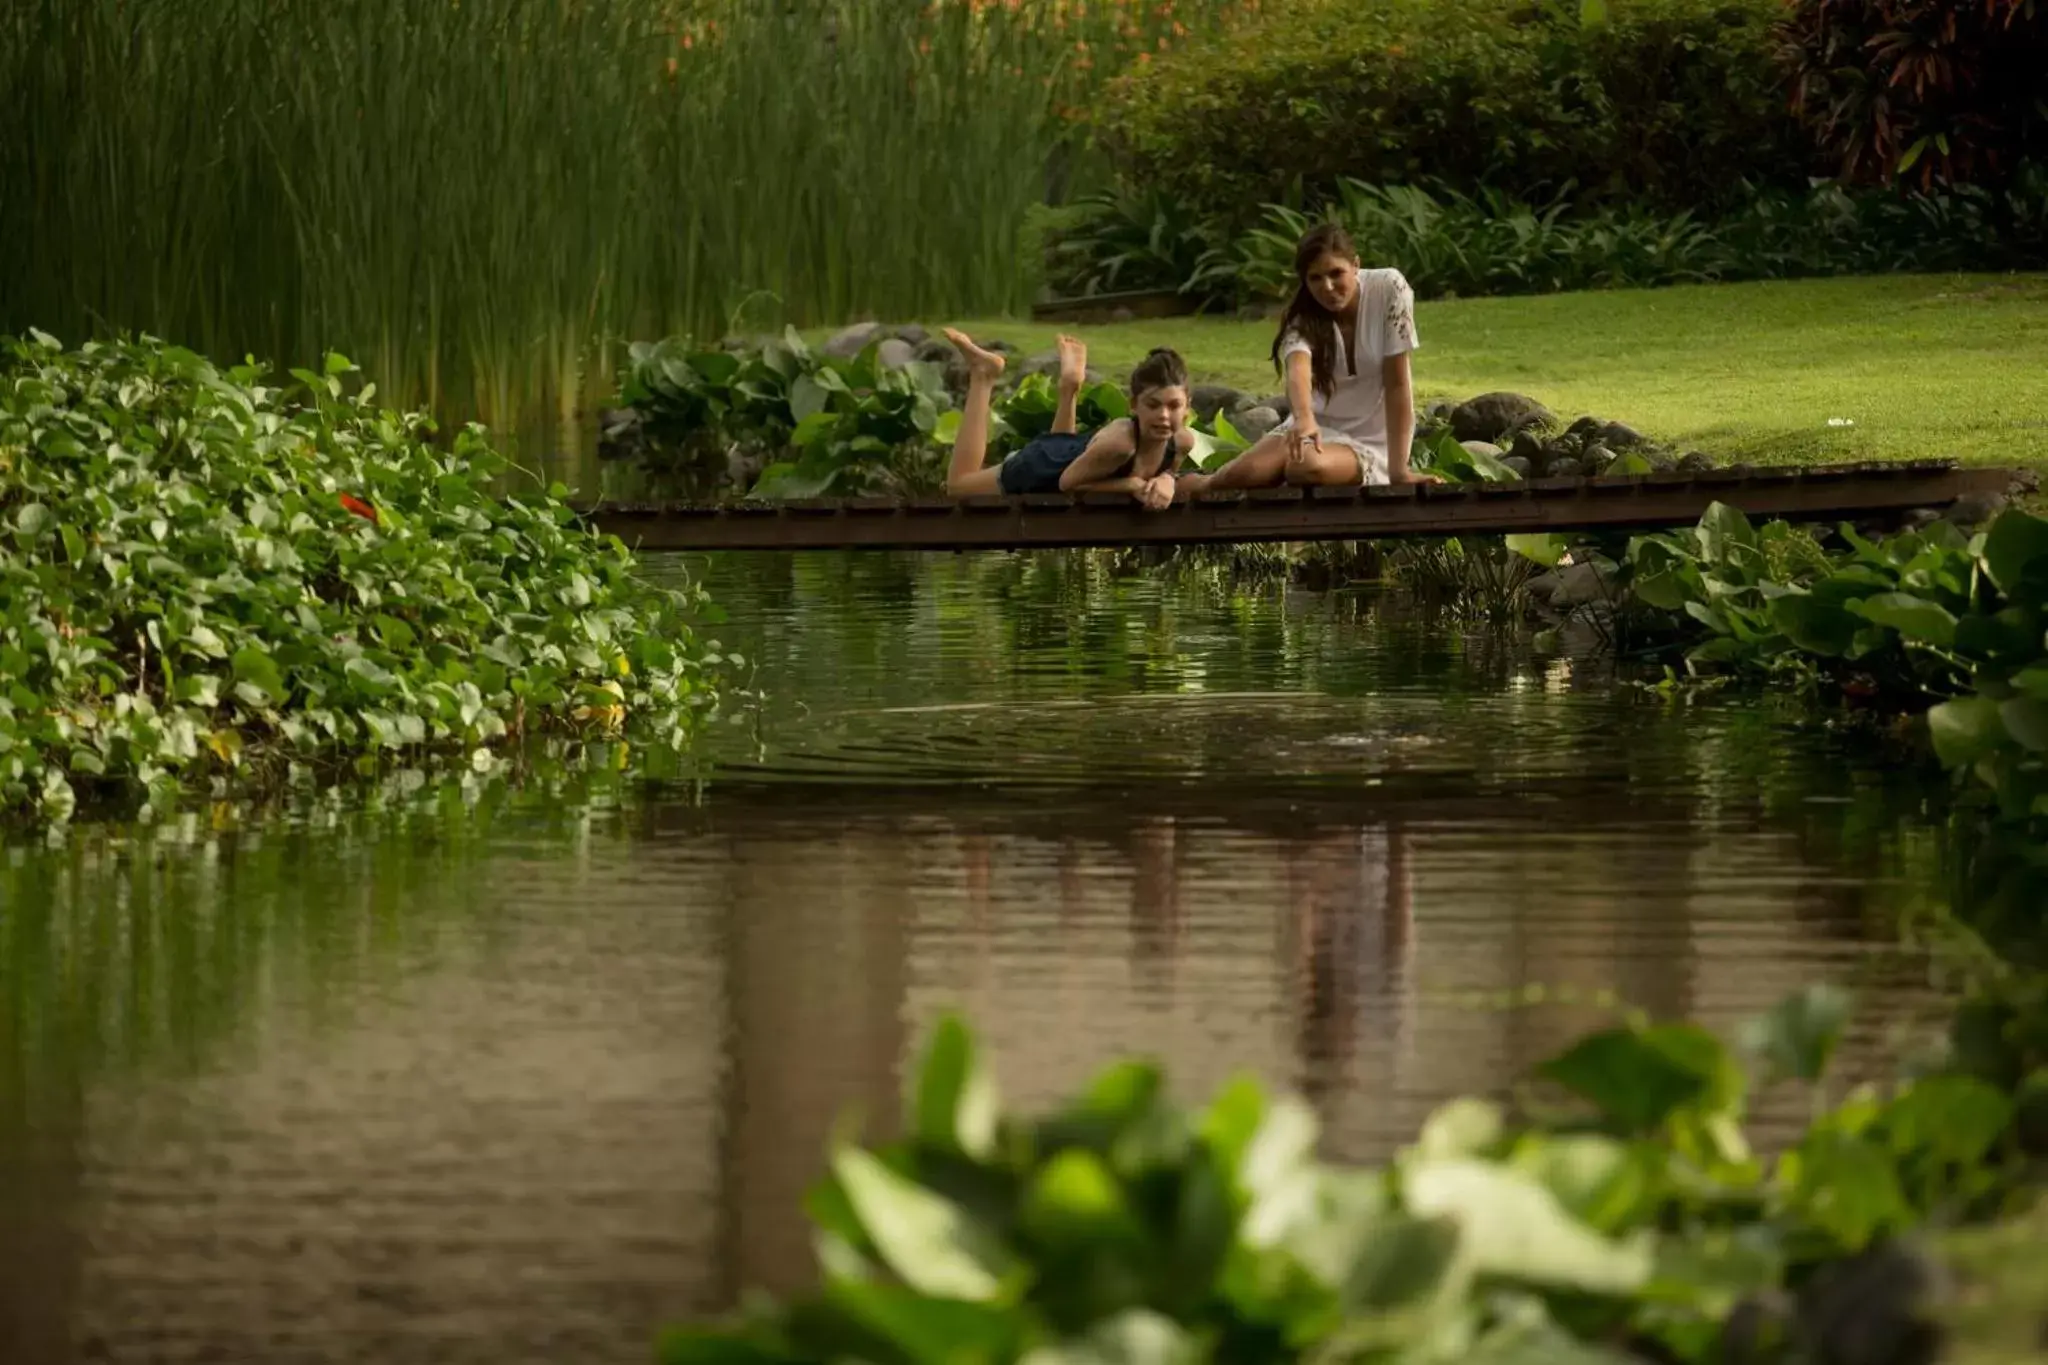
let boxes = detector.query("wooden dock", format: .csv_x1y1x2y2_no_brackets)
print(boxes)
584,461,2018,553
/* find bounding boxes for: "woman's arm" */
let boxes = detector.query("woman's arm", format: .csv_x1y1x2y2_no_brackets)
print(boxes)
1381,352,1422,483
1284,350,1320,457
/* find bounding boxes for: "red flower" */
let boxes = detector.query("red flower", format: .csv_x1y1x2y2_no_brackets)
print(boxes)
339,493,377,523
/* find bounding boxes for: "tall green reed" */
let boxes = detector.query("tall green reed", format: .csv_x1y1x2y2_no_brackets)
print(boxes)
0,0,1252,439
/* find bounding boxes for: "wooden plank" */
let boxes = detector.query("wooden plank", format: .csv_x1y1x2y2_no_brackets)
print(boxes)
582,464,2019,553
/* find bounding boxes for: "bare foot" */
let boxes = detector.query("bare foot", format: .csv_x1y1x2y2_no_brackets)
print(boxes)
943,328,1006,381
1055,333,1087,389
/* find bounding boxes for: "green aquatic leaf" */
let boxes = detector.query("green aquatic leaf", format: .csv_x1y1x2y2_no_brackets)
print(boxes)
830,1147,1014,1301
1849,592,1958,647
1405,1158,1653,1293
913,1015,1000,1160
1537,1028,1713,1132
1928,696,2004,769
1505,533,1572,567
1769,592,1859,656
1980,508,2048,594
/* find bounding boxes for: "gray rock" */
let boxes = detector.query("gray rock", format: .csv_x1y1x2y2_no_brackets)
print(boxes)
1190,384,1247,421
876,338,916,371
1502,455,1533,479
1020,349,1064,379
822,321,885,358
1677,451,1716,474
1451,392,1557,444
1547,456,1586,480
1598,420,1649,450
1647,449,1679,472
893,323,929,348
1531,560,1618,607
1796,1241,1947,1365
913,338,954,364
1944,490,2010,529
1460,440,1506,460
1258,394,1289,414
1566,414,1603,438
1510,430,1547,464
1425,399,1457,422
1581,444,1616,475
1234,406,1283,441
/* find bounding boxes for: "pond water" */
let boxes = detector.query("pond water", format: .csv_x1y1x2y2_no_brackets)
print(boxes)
0,551,1964,1364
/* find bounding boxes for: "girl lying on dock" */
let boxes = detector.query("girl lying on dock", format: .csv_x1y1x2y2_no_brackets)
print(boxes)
1180,223,1439,496
944,330,1193,510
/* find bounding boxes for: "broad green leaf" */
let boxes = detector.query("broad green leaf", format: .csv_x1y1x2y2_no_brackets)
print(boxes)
814,1279,1019,1365
1537,1028,1712,1132
1414,1097,1504,1160
1928,696,2004,769
1504,533,1571,568
1512,1135,1648,1233
1610,451,1654,476
829,1147,1013,1301
1882,1076,2013,1165
1849,592,1957,647
1740,984,1851,1084
1695,502,1759,572
1021,1149,1145,1251
790,374,832,423
230,645,286,703
1021,1311,1199,1365
1769,592,1859,656
912,1015,999,1160
1405,1158,1653,1293
372,613,418,652
14,502,52,538
1980,508,2048,594
1785,1130,1908,1250
688,351,743,386
2000,698,2048,752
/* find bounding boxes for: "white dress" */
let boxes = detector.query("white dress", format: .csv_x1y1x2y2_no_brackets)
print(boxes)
1275,268,1419,485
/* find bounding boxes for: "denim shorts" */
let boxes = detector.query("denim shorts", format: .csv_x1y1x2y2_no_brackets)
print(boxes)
997,431,1092,495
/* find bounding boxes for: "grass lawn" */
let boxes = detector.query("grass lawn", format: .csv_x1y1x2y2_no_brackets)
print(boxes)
936,273,2048,470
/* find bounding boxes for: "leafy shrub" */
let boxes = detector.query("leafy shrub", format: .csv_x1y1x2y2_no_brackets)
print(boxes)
0,331,721,823
1098,0,1804,229
663,997,2033,1365
620,329,951,499
1040,187,1221,297
620,334,1259,493
1621,503,2048,825
1191,173,2048,304
1783,0,2048,188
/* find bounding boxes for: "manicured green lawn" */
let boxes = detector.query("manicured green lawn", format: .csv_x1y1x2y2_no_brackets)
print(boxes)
938,273,2048,469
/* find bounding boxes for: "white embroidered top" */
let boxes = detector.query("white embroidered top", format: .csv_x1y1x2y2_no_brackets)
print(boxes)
1277,267,1419,458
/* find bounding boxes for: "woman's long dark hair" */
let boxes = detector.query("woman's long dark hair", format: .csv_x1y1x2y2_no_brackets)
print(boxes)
1270,223,1358,402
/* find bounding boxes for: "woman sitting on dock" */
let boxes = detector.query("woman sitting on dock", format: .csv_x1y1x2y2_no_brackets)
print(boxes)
943,330,1194,510
1179,223,1439,496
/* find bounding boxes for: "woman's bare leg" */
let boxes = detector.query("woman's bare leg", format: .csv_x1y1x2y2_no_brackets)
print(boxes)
943,328,1007,496
1177,429,1291,497
1283,440,1366,486
1052,333,1086,435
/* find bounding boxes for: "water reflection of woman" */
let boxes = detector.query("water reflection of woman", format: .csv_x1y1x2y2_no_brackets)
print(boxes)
1286,823,1416,1117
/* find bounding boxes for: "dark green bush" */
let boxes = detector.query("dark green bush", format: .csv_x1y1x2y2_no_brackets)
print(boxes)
1098,0,1807,228
1191,169,2048,303
1784,0,2048,189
